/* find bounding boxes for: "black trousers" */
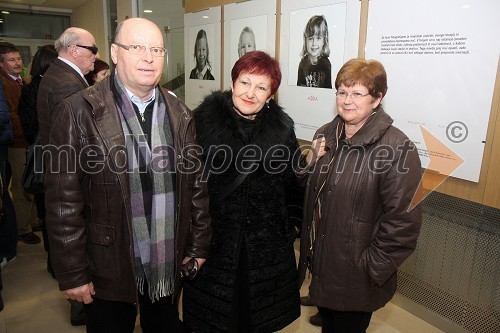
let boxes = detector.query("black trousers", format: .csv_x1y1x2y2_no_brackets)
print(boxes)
84,289,183,333
318,307,373,333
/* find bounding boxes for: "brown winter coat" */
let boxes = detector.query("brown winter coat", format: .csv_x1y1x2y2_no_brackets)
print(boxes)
298,107,422,312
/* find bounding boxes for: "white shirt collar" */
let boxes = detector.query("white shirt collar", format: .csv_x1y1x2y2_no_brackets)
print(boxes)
124,86,156,115
7,73,21,81
196,65,209,79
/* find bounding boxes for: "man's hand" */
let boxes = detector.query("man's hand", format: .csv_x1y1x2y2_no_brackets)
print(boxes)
63,282,95,304
182,256,206,269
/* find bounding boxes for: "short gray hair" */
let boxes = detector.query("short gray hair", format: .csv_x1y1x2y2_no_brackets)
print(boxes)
54,28,82,52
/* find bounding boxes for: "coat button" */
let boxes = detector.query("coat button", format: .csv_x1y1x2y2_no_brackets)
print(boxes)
104,236,110,242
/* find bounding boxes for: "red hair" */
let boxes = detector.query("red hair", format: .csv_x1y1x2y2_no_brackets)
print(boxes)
231,51,281,96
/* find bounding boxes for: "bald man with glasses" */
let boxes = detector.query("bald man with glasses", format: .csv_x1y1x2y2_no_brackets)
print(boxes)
43,18,211,333
37,26,99,327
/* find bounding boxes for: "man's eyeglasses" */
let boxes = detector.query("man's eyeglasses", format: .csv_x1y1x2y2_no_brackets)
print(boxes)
113,42,166,57
335,90,370,100
75,44,99,55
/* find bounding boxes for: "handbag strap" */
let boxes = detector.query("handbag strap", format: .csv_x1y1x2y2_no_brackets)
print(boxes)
212,162,255,205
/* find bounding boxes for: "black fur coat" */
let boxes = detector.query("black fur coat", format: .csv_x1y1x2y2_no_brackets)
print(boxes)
182,91,302,332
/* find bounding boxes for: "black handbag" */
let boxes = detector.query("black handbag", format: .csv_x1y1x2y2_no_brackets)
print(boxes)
21,133,44,194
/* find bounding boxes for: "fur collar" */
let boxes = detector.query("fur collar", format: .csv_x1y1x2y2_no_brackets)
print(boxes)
193,90,295,155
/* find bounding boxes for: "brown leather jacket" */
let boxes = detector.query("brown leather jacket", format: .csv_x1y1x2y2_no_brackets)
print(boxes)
37,58,89,146
298,107,422,312
44,75,211,304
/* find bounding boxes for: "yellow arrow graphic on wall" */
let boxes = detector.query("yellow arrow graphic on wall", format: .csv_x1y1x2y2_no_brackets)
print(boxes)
409,126,465,210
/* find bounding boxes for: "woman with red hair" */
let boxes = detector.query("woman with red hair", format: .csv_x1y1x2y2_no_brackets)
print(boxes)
182,51,302,332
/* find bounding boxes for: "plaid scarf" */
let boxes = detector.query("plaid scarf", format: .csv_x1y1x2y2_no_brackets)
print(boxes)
114,75,176,301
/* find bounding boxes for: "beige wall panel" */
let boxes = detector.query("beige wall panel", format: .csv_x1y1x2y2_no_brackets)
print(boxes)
72,0,108,63
116,0,135,22
482,64,500,208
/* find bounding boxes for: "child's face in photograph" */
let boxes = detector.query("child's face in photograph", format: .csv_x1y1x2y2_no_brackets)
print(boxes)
238,32,256,58
306,34,325,60
195,36,208,70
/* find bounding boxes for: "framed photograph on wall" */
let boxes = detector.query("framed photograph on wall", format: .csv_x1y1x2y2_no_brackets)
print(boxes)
279,0,361,140
187,25,216,81
184,7,221,109
223,0,276,89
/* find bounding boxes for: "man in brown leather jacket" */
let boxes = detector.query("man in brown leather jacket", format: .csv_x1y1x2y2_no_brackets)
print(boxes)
44,18,211,333
37,26,98,327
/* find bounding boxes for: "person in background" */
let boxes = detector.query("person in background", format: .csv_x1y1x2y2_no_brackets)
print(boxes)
84,58,110,85
182,50,302,333
189,29,215,80
0,78,17,313
44,18,211,333
38,27,98,147
37,27,99,327
18,44,58,279
0,42,40,245
298,58,422,333
238,26,256,58
297,15,332,88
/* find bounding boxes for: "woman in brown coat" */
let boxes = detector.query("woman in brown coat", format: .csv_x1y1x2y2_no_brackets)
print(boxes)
298,58,423,333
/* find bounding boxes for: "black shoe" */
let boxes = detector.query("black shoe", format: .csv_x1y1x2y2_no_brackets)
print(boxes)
309,312,322,327
18,232,41,244
0,292,4,312
300,295,315,306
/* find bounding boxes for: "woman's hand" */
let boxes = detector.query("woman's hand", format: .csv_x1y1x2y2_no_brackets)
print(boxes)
306,137,326,166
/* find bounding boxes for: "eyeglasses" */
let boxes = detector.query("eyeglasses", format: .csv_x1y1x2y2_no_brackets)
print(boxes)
113,42,166,57
75,44,98,55
335,90,370,100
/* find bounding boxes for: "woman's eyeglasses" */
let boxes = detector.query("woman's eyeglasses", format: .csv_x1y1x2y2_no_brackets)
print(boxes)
335,90,370,100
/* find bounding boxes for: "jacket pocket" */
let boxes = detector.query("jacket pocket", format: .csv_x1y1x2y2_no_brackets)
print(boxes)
87,223,114,246
87,223,118,281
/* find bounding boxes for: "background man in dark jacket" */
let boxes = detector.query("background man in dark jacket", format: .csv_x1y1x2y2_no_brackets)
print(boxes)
44,18,211,333
37,27,98,147
37,26,99,327
0,42,39,245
